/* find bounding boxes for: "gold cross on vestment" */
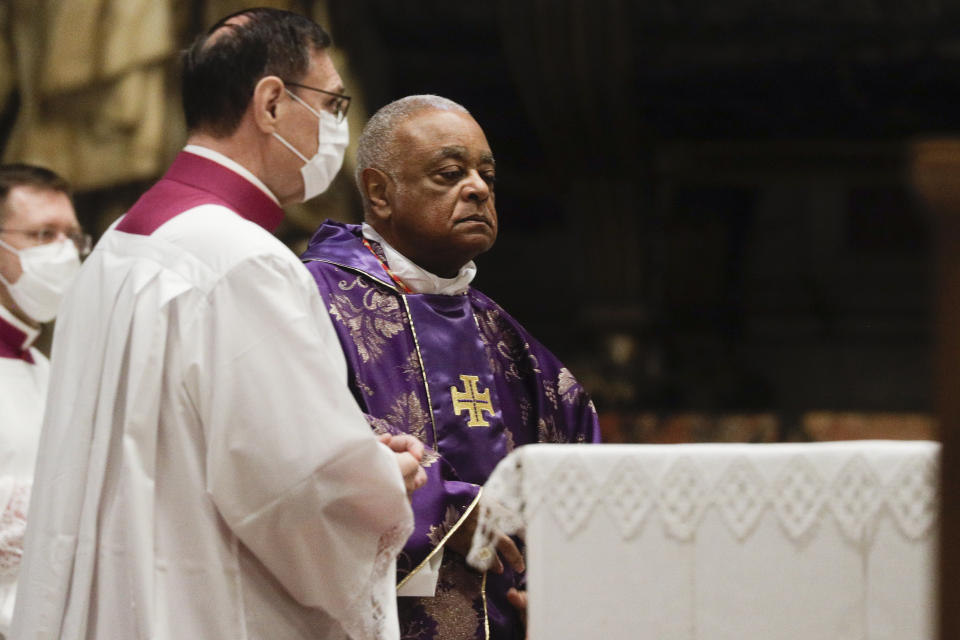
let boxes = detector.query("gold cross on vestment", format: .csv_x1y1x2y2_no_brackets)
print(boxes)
450,374,494,427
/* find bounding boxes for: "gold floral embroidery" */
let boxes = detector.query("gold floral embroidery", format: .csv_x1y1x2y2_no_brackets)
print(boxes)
367,412,439,468
475,307,505,376
399,349,422,382
427,505,462,547
419,554,483,640
475,308,538,382
367,415,393,436
542,377,559,411
328,277,406,364
387,391,430,443
518,397,531,428
504,427,516,453
355,377,376,397
420,448,440,468
558,367,581,406
526,350,542,376
538,415,568,444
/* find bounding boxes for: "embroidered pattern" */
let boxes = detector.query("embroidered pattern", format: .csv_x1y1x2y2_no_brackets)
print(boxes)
387,391,431,443
468,447,939,554
365,391,440,469
558,368,582,406
0,481,29,577
329,277,406,363
475,307,536,381
355,376,377,398
340,521,414,640
400,349,423,382
542,376,559,411
504,428,516,453
418,554,483,640
518,397,532,430
427,505,462,547
537,416,569,444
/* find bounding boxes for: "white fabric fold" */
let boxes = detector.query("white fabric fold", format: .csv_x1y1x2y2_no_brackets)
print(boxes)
12,204,413,639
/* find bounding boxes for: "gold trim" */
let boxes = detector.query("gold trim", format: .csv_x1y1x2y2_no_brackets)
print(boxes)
481,570,490,640
302,258,400,293
396,488,483,590
401,294,440,449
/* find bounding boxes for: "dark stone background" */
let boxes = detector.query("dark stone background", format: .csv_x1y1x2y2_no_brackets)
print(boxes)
327,1,943,436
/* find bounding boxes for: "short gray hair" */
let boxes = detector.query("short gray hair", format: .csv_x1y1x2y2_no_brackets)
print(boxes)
355,95,470,214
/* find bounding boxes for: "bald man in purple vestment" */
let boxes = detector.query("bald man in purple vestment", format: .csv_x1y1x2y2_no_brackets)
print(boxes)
302,95,602,640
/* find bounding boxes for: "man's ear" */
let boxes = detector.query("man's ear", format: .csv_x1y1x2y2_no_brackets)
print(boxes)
251,76,285,133
362,167,392,222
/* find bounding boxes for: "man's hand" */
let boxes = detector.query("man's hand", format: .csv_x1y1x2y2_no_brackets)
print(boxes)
507,587,529,637
379,434,427,494
447,506,525,575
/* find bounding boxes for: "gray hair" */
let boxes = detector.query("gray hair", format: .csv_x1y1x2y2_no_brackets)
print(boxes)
355,95,470,213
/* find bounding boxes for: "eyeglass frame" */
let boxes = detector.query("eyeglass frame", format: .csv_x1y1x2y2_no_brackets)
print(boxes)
0,228,93,257
282,81,352,122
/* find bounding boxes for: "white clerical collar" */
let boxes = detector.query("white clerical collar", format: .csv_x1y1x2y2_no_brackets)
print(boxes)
362,223,476,295
183,145,280,205
0,303,40,352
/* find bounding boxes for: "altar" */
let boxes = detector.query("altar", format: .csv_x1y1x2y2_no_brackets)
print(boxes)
468,441,938,639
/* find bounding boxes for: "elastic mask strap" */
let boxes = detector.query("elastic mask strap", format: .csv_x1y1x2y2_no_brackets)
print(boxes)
285,89,323,119
272,132,310,164
0,236,19,256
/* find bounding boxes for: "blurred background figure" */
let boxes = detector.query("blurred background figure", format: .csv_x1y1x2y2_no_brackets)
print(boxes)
0,163,84,638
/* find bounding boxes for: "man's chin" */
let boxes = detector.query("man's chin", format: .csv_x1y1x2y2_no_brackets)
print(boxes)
454,232,496,260
454,219,496,241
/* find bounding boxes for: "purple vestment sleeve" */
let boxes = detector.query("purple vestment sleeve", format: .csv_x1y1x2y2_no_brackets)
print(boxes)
302,221,600,640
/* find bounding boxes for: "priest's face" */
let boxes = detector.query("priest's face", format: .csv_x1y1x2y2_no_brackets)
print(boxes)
0,186,80,323
384,109,497,278
270,49,346,204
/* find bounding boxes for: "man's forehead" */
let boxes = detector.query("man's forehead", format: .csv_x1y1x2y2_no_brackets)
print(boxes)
5,186,76,226
432,145,495,166
396,110,492,160
303,49,344,94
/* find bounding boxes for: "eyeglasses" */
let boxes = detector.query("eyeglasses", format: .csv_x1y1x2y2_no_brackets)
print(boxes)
0,228,93,257
283,81,351,123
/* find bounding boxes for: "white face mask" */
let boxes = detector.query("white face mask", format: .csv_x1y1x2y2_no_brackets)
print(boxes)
0,238,81,323
273,90,349,202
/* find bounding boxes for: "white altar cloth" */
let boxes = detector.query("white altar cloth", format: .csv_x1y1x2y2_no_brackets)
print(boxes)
467,441,938,640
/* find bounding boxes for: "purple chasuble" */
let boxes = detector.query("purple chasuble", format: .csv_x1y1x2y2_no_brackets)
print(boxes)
302,221,601,640
116,151,283,236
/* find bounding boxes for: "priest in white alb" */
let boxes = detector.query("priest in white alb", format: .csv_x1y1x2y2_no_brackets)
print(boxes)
11,8,424,640
0,164,86,638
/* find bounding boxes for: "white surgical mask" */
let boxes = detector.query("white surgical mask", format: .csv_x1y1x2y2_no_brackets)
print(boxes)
0,238,81,323
273,90,349,202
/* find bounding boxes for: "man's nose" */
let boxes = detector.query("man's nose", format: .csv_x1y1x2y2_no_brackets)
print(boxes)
462,170,490,202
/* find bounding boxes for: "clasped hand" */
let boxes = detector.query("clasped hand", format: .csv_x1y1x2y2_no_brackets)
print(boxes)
379,433,428,494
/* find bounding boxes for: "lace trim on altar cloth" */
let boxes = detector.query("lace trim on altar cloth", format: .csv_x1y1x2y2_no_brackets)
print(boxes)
467,449,938,570
340,519,414,640
467,454,526,571
0,481,30,578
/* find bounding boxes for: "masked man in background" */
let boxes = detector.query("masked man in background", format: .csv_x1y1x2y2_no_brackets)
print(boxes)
0,164,86,638
302,95,601,639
